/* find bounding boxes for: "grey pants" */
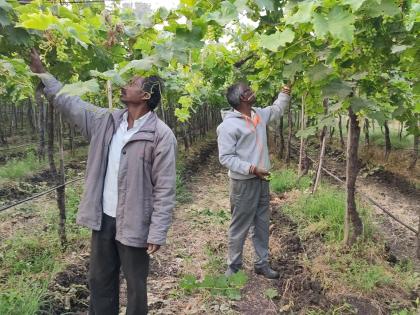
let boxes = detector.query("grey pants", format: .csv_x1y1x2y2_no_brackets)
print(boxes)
89,214,149,315
228,177,270,270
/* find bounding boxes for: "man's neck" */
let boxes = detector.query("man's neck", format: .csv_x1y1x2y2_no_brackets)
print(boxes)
236,104,252,118
126,104,150,129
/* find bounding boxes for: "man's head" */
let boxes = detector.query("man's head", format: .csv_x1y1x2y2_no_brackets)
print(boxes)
121,75,163,111
226,82,256,109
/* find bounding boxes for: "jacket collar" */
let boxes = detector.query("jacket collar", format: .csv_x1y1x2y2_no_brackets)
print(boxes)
110,108,157,133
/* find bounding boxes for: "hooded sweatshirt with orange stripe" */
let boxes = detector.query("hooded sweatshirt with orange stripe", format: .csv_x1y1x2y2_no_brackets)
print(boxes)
217,92,291,180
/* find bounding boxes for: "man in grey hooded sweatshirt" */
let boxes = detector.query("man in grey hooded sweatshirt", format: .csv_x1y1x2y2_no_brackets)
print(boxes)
217,82,291,278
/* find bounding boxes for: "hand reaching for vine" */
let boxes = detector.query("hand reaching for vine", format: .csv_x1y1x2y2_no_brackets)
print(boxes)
29,48,46,74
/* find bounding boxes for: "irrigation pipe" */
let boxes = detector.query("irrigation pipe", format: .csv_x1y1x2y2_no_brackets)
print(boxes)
0,176,84,213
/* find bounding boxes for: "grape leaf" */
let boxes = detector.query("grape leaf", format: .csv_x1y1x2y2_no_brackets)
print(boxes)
307,64,333,82
207,1,237,26
0,10,10,27
285,0,314,25
57,79,99,97
18,12,59,31
119,56,160,74
349,96,375,113
343,0,368,11
255,0,274,11
283,61,303,79
312,13,328,38
327,6,355,42
0,0,12,11
260,28,295,52
322,79,352,99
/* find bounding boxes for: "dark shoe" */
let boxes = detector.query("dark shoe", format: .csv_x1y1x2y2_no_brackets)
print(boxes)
224,267,239,277
254,265,279,279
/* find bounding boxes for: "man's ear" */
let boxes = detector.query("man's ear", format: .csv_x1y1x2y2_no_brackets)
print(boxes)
142,92,151,100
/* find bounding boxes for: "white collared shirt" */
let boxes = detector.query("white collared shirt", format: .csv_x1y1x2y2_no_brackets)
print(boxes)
102,111,151,217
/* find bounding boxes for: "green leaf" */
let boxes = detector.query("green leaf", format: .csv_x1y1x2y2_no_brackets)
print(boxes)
285,0,314,25
296,125,318,138
0,0,12,11
327,6,355,42
264,288,278,299
57,79,100,97
119,56,159,74
260,28,295,52
282,61,303,79
360,0,400,17
207,1,237,26
307,64,333,82
90,69,126,87
322,79,352,99
379,0,400,16
343,0,368,11
255,0,274,11
367,111,387,125
133,37,152,53
312,13,328,38
0,10,11,27
18,12,59,31
349,96,375,113
228,270,248,287
179,274,197,292
234,0,251,13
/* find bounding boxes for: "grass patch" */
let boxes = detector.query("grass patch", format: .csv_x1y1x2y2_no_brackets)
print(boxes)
270,168,312,194
0,278,49,315
0,152,45,182
368,130,413,150
276,174,420,310
0,182,90,315
282,186,373,242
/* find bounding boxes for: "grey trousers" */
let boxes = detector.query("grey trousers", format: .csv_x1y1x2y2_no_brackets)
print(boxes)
228,177,270,270
88,214,149,315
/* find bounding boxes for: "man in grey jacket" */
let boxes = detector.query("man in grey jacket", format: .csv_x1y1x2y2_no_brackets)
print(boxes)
217,82,291,279
30,49,177,315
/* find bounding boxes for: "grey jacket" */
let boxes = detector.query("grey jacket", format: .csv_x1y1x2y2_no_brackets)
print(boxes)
39,73,177,248
216,93,290,180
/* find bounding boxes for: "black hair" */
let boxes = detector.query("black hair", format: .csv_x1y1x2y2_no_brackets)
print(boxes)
226,82,245,109
143,76,164,111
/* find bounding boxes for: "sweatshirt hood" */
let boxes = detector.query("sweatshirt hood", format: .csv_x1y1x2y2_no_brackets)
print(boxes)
220,108,242,121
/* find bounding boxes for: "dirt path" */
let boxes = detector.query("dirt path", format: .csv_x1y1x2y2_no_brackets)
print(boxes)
121,153,331,314
42,145,333,314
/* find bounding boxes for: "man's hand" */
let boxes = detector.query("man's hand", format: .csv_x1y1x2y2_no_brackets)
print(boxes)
253,167,270,180
147,243,160,255
281,85,291,95
30,48,46,74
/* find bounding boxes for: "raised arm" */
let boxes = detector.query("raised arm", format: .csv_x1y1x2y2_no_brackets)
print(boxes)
258,86,291,124
30,49,107,140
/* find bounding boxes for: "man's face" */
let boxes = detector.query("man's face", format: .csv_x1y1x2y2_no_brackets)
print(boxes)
120,76,150,105
240,84,256,105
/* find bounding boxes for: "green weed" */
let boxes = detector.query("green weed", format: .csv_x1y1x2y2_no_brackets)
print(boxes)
0,278,48,315
270,169,312,194
179,270,248,300
0,152,44,182
283,187,372,242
